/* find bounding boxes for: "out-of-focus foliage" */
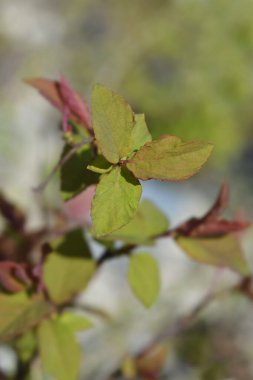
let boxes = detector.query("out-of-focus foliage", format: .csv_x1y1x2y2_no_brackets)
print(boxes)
1,1,253,379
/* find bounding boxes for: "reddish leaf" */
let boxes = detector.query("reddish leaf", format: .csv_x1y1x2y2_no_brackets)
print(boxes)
62,105,72,133
176,183,251,238
59,75,91,130
200,182,229,222
0,262,32,293
139,370,159,380
26,76,92,132
25,78,64,111
189,220,251,237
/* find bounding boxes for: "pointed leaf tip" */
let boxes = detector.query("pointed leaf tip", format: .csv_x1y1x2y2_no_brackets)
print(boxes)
127,136,213,181
25,77,63,111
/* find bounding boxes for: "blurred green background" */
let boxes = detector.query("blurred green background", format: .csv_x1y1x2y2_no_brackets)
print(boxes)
1,0,253,379
1,0,253,188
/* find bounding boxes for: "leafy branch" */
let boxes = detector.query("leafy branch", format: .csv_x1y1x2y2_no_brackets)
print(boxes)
0,77,251,380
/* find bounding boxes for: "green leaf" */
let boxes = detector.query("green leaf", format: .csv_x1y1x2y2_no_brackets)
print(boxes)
91,166,142,237
14,331,37,363
130,114,152,153
91,84,135,164
128,253,160,307
87,155,113,174
106,200,168,245
127,135,213,181
60,143,99,201
176,235,249,276
0,292,50,342
43,229,96,304
37,317,81,380
59,312,93,332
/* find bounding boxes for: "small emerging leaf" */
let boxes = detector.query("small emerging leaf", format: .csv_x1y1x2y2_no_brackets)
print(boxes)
59,76,91,129
38,317,81,380
43,229,96,304
202,182,229,222
176,235,249,276
106,200,168,245
176,183,250,237
25,78,64,111
130,114,152,153
26,77,91,131
91,84,135,164
128,253,160,307
127,135,213,181
91,166,141,237
87,155,113,174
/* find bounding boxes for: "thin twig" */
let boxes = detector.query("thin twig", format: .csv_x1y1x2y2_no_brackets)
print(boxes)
33,137,93,193
75,303,112,322
96,230,176,266
97,244,135,266
137,284,238,358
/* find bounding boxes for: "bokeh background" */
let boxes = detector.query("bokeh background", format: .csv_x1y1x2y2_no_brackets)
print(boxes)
1,0,253,379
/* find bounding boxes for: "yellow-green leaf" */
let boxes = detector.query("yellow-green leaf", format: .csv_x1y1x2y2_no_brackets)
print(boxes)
37,317,81,380
59,312,93,332
128,253,160,308
91,84,135,164
91,166,142,237
43,229,96,304
130,114,152,153
176,235,249,276
106,200,168,245
0,292,50,342
127,135,213,181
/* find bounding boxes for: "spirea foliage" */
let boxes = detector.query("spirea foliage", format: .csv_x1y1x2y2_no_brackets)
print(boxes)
0,77,251,380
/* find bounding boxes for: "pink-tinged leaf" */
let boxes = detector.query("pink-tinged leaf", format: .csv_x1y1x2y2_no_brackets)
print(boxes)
189,220,251,237
175,183,251,238
25,78,64,111
63,185,96,225
62,105,72,133
59,76,91,130
0,262,32,293
176,217,251,238
26,76,92,132
201,182,229,222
